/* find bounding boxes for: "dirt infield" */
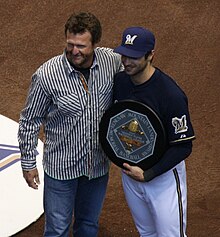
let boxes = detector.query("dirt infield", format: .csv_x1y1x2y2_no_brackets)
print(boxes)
0,0,219,236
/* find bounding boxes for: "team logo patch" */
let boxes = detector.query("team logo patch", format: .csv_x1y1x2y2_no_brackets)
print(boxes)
125,34,137,45
172,115,188,134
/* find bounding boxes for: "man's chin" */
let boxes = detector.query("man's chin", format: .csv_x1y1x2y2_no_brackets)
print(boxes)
72,59,84,68
125,69,135,75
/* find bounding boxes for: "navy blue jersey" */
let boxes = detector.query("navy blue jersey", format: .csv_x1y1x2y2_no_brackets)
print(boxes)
113,68,195,145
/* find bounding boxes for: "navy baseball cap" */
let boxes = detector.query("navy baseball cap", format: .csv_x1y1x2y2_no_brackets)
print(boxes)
114,27,155,58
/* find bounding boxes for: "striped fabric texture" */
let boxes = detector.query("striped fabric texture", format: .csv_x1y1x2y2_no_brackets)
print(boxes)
18,47,122,180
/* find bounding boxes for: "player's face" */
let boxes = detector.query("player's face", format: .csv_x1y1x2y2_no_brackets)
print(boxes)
121,55,148,76
66,31,96,68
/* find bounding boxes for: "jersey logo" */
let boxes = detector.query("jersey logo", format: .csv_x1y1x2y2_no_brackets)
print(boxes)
172,115,188,134
125,35,138,45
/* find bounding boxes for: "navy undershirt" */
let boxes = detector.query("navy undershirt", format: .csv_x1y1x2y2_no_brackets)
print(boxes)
75,67,90,82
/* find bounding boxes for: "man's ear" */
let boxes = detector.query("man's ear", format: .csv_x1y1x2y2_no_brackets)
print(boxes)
148,50,155,61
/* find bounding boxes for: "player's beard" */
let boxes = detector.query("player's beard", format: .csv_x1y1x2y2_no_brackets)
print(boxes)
125,61,148,77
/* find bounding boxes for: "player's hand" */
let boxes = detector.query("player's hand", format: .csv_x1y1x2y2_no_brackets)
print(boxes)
122,163,145,182
23,168,40,190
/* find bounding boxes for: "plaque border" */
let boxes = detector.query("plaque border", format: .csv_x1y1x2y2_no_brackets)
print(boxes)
99,100,167,170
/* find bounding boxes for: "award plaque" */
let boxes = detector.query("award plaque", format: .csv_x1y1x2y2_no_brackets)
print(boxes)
99,100,167,170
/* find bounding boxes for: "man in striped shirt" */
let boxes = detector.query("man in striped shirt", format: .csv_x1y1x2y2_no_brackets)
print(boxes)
18,12,122,237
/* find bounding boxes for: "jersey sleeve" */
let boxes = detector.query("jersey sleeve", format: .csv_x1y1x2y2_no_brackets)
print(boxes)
164,91,195,145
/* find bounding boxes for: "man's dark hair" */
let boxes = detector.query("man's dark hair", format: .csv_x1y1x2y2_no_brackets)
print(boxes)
144,52,151,59
65,12,102,45
145,51,154,63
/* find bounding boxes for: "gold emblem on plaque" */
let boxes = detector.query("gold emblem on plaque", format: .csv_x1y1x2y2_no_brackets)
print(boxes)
120,120,144,150
128,120,139,132
122,120,144,135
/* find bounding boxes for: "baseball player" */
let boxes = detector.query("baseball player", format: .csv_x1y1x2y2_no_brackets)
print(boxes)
113,27,195,237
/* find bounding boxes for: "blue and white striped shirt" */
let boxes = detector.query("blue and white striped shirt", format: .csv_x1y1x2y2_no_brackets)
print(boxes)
18,47,122,180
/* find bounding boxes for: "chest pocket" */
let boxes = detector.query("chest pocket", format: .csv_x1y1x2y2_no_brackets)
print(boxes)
57,92,85,119
98,83,113,112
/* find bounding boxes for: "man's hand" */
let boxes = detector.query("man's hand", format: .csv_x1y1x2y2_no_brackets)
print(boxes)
23,168,40,189
123,163,145,182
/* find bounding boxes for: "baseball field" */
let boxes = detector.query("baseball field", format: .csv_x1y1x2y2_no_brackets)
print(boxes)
0,0,219,236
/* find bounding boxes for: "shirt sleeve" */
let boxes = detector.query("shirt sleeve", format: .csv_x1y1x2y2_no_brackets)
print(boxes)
144,141,193,182
144,86,195,182
164,91,195,144
18,71,50,170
